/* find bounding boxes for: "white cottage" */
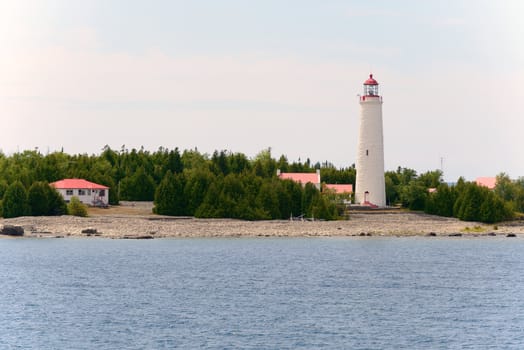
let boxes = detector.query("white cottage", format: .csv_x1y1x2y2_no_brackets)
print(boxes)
51,179,109,207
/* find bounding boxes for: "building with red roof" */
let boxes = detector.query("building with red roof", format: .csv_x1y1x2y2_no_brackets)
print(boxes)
277,170,354,199
475,177,497,190
51,179,109,207
323,184,353,194
277,170,321,189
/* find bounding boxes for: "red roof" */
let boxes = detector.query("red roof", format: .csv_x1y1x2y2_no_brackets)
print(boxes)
50,179,109,190
364,73,378,85
324,184,353,194
475,177,496,190
278,172,320,184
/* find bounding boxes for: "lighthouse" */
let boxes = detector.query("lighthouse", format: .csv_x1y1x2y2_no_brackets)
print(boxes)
355,74,386,207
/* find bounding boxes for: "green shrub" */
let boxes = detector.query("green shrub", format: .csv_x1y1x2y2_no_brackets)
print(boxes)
67,196,88,217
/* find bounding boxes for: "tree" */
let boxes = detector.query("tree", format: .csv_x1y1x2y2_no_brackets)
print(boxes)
279,179,303,218
311,194,338,220
154,172,187,216
456,184,484,221
45,185,67,215
302,182,320,217
451,182,512,223
425,183,456,217
253,148,277,178
384,173,399,206
399,183,427,211
0,180,8,199
211,150,230,176
167,148,183,174
2,181,29,218
119,166,156,201
417,170,443,188
28,182,50,216
256,181,280,219
184,169,214,215
154,172,177,215
494,173,514,202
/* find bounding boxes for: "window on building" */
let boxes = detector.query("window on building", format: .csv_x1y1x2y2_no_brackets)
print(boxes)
66,190,73,196
99,190,105,197
366,150,369,156
78,189,86,196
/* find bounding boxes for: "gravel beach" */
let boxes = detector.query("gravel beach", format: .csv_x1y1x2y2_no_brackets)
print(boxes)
2,204,523,239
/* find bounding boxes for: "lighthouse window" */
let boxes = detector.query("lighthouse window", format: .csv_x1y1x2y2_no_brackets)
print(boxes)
366,150,369,156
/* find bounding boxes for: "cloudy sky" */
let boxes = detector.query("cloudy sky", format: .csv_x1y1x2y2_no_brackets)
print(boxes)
1,1,522,181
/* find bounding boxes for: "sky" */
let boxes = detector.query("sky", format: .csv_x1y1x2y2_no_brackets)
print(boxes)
1,1,523,181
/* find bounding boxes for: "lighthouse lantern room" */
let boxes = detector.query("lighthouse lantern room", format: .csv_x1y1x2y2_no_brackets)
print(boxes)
363,74,379,96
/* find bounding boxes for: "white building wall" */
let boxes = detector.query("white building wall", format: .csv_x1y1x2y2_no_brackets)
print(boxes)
355,96,386,207
56,188,109,206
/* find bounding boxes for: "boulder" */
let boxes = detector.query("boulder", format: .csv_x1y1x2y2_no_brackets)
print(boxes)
506,233,517,238
122,235,154,239
0,225,24,236
81,228,97,234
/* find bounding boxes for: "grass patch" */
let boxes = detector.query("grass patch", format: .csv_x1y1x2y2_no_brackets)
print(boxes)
87,202,154,216
461,225,487,233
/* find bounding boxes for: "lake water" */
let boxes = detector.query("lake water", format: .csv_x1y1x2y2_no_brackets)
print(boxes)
1,237,523,349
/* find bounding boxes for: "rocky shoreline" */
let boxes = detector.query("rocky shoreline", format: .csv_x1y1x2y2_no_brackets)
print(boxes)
1,211,523,239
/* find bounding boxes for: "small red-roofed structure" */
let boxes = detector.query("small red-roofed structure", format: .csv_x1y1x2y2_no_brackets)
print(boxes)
277,170,321,189
51,179,109,207
475,177,497,190
324,184,353,194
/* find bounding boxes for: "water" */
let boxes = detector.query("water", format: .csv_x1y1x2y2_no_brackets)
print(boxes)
1,237,524,349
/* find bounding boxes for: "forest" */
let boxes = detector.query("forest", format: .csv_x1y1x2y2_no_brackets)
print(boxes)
0,146,522,223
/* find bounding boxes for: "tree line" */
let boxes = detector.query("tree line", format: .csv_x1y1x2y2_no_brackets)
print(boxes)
386,168,521,223
0,146,522,222
0,147,348,220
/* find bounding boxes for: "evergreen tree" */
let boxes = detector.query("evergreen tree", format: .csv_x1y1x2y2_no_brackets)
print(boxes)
184,170,214,215
0,180,7,199
2,181,29,218
45,185,67,215
195,180,223,218
256,181,280,219
425,183,455,217
28,182,50,216
154,172,178,215
119,166,156,201
311,194,338,220
279,179,302,218
399,183,427,210
167,148,183,174
302,182,320,217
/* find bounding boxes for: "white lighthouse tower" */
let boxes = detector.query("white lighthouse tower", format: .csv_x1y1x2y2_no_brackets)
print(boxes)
355,74,386,207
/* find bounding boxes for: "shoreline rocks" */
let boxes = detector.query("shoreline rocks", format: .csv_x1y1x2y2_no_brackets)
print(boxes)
0,225,24,236
1,212,523,239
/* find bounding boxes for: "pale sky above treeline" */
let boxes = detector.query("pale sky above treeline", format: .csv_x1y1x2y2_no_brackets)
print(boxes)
1,1,522,181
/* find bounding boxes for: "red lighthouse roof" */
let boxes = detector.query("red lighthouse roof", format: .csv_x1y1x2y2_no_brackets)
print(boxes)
364,74,378,85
